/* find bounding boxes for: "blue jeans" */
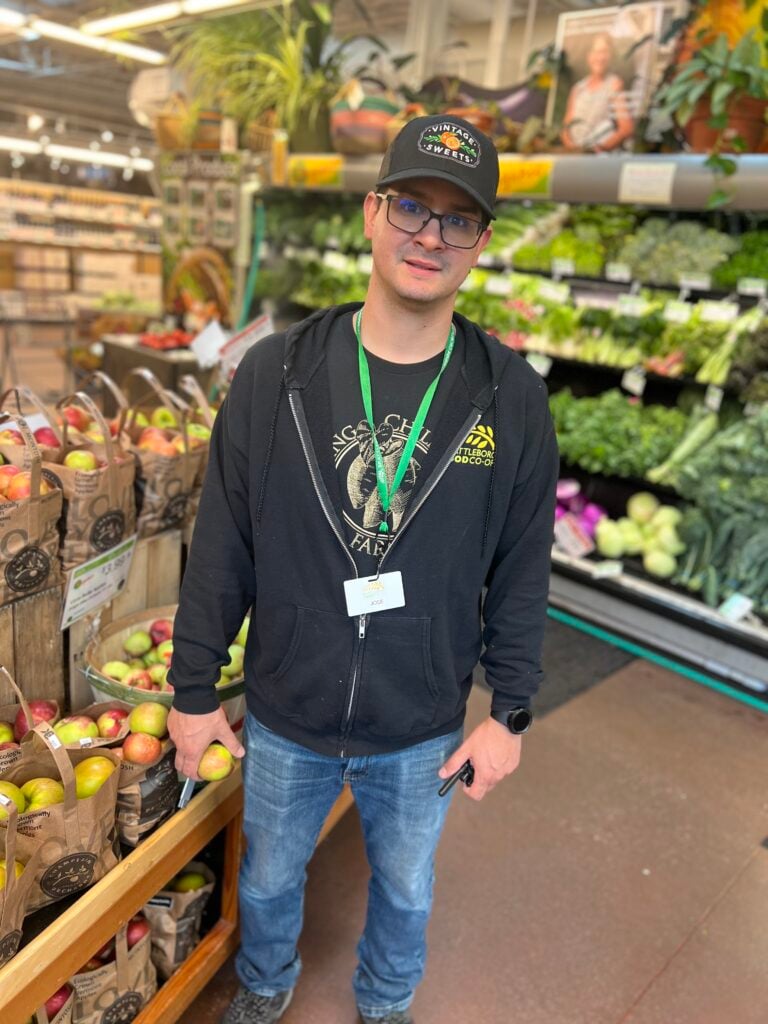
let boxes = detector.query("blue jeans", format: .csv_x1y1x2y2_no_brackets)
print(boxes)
236,712,463,1018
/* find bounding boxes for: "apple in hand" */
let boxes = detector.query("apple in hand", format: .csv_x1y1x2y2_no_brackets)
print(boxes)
44,983,73,1018
96,709,129,738
198,743,235,782
172,871,207,893
0,780,26,816
101,660,130,682
73,756,116,799
0,465,20,495
64,449,98,472
14,699,58,741
122,732,162,764
21,777,64,811
149,618,173,646
0,721,13,744
33,427,60,448
0,858,24,889
54,715,99,744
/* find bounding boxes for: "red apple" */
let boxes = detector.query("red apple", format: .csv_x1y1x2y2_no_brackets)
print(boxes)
62,405,90,433
149,618,173,646
14,699,58,741
45,983,73,1017
96,709,129,739
0,464,20,495
0,428,23,445
124,669,152,688
54,715,99,744
64,449,98,472
122,732,162,765
33,427,60,448
126,914,151,948
5,471,53,501
73,756,116,799
0,741,19,752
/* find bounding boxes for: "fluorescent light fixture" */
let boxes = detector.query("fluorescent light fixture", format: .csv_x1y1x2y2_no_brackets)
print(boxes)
0,135,154,171
0,135,42,155
0,7,25,27
31,18,167,63
27,113,45,132
82,0,262,34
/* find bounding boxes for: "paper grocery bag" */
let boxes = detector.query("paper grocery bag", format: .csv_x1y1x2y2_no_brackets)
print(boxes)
42,392,136,572
116,738,179,848
0,723,121,911
58,701,132,751
0,410,62,606
0,798,45,966
142,860,215,979
121,370,203,539
0,385,64,467
0,665,61,771
35,987,75,1024
70,926,157,1024
177,374,215,529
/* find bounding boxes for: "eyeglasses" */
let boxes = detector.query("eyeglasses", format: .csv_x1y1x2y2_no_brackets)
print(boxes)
375,193,485,249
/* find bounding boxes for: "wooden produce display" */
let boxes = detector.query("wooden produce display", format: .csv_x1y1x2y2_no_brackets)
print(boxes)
0,584,65,705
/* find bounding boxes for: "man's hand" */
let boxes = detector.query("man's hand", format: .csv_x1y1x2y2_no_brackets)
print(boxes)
168,707,245,781
438,717,522,802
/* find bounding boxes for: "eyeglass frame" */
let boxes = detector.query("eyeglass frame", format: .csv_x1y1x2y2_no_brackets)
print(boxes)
374,191,487,249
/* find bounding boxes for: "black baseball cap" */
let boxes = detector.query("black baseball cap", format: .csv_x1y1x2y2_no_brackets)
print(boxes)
376,115,499,221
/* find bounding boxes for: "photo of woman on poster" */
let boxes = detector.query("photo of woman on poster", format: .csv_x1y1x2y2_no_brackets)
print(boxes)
561,33,634,151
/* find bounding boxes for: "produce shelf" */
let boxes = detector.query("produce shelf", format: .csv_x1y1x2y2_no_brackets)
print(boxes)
550,549,768,695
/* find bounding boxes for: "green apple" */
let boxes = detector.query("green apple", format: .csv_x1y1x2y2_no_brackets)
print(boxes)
21,777,64,811
128,701,168,739
124,629,152,657
0,721,13,744
151,407,178,429
54,716,99,744
172,871,207,893
221,643,244,678
101,660,130,682
73,756,116,799
0,858,24,889
235,615,250,648
198,743,235,781
0,780,26,817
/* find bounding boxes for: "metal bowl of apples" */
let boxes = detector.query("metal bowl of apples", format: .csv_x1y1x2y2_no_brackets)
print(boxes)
83,604,248,728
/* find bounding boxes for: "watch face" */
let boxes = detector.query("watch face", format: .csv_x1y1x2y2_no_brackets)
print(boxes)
509,708,533,733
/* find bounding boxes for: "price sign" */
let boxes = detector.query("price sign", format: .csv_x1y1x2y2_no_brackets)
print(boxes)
497,156,553,197
617,294,648,317
485,274,513,296
622,366,646,396
705,385,724,412
606,262,632,283
525,352,553,378
538,280,570,304
219,312,274,378
718,592,754,622
554,513,595,558
591,560,623,579
737,277,767,298
287,154,343,188
60,536,137,630
700,300,739,324
663,300,692,324
677,272,711,291
552,258,575,278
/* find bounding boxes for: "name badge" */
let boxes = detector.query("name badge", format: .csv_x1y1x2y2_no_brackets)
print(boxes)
344,572,405,617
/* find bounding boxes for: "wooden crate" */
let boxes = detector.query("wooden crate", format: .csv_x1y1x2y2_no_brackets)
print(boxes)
67,530,182,707
0,585,65,706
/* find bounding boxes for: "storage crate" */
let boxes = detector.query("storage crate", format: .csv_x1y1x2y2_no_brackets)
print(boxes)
0,584,65,705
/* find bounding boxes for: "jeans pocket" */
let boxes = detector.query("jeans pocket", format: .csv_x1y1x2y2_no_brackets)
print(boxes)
354,614,439,740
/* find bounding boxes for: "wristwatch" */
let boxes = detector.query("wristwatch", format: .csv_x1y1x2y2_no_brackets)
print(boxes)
491,707,533,734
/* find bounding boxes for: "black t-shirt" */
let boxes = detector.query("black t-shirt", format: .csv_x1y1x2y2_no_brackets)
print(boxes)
329,312,464,576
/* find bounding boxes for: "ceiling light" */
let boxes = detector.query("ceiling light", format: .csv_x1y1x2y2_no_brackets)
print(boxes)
0,135,43,155
0,7,25,28
27,113,44,132
46,143,154,172
101,130,114,143
81,3,182,35
31,18,167,63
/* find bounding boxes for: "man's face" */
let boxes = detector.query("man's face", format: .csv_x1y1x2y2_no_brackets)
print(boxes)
588,39,612,75
363,177,492,308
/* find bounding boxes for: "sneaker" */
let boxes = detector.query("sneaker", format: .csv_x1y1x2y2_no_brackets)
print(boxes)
358,1012,414,1024
221,986,293,1024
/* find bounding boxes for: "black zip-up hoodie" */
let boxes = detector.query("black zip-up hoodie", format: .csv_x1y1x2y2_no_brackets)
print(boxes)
169,303,558,757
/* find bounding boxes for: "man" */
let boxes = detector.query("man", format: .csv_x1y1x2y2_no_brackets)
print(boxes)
168,115,558,1024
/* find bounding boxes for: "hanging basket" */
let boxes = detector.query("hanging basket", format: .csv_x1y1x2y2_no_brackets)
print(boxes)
331,91,400,156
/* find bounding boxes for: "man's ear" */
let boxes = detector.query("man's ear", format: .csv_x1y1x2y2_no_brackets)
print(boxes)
363,191,382,241
471,224,493,267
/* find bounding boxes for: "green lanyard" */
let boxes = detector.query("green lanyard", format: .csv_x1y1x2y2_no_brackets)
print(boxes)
355,308,455,535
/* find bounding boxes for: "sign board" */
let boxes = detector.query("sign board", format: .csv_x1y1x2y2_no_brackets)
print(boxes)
497,157,553,197
218,313,274,378
61,536,137,630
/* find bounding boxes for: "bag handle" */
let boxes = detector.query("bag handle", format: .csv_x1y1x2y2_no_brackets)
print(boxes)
178,375,215,429
114,925,131,991
32,724,82,850
0,385,63,446
0,665,33,749
56,391,121,507
0,796,18,929
122,368,185,432
0,411,44,539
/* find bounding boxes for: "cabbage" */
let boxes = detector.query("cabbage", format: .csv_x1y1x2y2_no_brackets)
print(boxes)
650,505,683,529
627,491,660,525
654,524,686,556
617,517,644,555
595,520,624,558
643,550,677,578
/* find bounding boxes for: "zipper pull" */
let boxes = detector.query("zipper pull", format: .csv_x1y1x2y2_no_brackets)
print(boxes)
359,614,367,639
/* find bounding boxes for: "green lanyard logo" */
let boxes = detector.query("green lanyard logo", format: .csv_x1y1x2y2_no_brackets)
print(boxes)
355,308,455,535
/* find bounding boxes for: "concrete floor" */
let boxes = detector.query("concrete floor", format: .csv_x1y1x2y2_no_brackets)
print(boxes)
180,660,768,1024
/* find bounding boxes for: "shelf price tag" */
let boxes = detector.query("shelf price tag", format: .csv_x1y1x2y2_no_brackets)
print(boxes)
484,274,513,296
663,300,692,324
616,294,648,317
705,384,724,412
591,560,623,579
622,366,646,396
718,592,754,622
737,277,767,298
60,536,137,630
538,280,570,304
606,262,632,283
551,258,575,278
525,352,553,378
700,300,739,324
677,272,711,291
554,513,595,558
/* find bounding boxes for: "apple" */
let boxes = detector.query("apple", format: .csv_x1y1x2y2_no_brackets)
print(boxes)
62,405,90,433
0,741,19,752
101,660,130,682
172,871,207,893
64,449,98,472
84,428,105,444
0,780,26,816
5,471,53,501
78,957,105,973
122,732,162,765
150,407,177,430
125,670,155,690
156,639,173,666
235,615,250,648
126,914,151,948
14,699,58,741
134,411,150,429
20,777,64,811
127,658,146,671
0,721,13,743
96,709,129,738
73,756,116,799
124,629,152,657
0,465,20,495
160,678,174,693
141,436,177,457
44,983,73,1018
198,743,235,782
0,858,24,889
143,648,162,667
54,715,99,744
221,643,244,679
0,428,23,445
129,701,168,738
33,427,60,448
149,618,173,646
148,664,168,687
187,422,211,442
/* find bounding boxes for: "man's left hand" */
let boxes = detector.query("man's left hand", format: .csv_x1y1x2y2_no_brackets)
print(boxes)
438,717,522,802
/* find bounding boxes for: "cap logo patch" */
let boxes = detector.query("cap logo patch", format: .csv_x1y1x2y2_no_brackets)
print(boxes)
418,122,480,168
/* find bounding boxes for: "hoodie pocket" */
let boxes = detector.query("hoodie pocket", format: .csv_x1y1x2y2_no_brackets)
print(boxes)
264,605,352,730
353,614,439,740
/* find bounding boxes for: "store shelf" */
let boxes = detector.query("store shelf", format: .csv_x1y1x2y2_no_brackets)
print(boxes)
0,233,161,253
